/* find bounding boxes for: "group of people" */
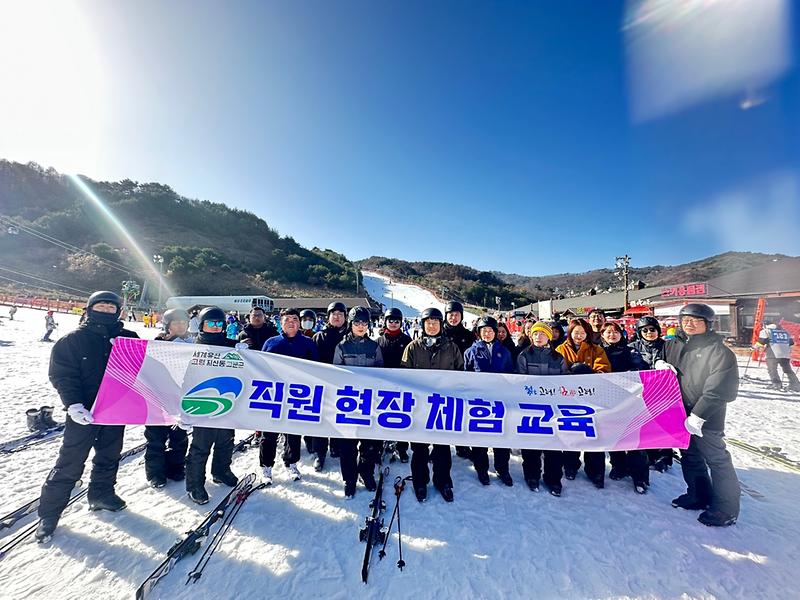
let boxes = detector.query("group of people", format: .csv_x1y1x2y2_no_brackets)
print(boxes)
33,291,743,543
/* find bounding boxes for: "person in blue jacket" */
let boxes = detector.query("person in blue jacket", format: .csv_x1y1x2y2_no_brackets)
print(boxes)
464,315,515,486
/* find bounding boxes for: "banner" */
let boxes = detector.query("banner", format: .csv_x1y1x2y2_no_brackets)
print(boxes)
751,297,766,361
92,338,690,451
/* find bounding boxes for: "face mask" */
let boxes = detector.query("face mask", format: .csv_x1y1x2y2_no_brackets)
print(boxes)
301,319,315,330
88,308,119,326
423,335,440,348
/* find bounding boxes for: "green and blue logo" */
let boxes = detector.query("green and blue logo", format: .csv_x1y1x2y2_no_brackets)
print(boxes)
181,376,243,418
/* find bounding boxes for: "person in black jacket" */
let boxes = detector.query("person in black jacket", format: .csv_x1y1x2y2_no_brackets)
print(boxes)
600,322,650,494
310,301,349,464
661,303,740,527
36,291,139,542
516,321,567,496
443,301,475,460
377,307,413,463
629,316,673,472
184,306,241,505
237,305,278,352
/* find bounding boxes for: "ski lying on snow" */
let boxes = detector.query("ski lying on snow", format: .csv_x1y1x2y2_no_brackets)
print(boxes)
360,466,389,583
0,425,65,455
727,438,800,473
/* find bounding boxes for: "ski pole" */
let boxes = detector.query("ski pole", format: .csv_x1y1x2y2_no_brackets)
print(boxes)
378,476,405,560
396,479,406,571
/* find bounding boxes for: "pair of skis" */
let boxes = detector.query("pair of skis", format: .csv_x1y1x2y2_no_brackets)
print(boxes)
135,472,264,599
0,424,65,455
727,438,800,473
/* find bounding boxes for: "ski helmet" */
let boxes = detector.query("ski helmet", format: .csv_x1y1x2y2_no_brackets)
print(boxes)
87,290,122,312
384,307,403,321
475,315,498,333
635,316,661,337
300,309,317,321
421,307,444,323
162,308,189,331
678,303,716,325
327,301,347,315
445,301,464,316
348,306,371,324
198,306,226,327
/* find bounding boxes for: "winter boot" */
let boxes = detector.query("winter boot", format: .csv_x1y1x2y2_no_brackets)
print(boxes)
39,406,58,429
609,467,628,481
495,470,513,487
26,408,42,432
590,475,604,489
344,480,356,499
88,492,127,512
313,455,325,472
212,470,238,487
148,475,167,489
414,485,427,503
396,447,409,463
526,478,540,492
634,480,649,494
188,487,209,505
564,468,577,481
671,494,709,510
653,456,672,473
359,468,377,492
287,463,301,481
436,484,454,503
477,470,491,486
35,517,59,543
698,510,737,527
261,466,273,485
547,484,562,497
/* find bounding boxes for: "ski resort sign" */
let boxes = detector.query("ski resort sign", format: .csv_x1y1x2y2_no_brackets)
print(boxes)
92,338,690,451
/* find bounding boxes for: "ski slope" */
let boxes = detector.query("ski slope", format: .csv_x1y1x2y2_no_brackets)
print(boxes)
0,306,799,599
361,271,481,325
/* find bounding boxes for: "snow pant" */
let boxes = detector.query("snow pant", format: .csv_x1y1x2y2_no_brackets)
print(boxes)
471,447,510,475
680,430,740,517
185,426,235,491
38,418,125,520
609,450,650,484
259,432,301,468
42,329,54,341
144,425,188,481
339,438,382,484
767,357,800,388
521,449,563,487
563,451,606,481
303,435,329,459
647,448,674,466
410,443,452,488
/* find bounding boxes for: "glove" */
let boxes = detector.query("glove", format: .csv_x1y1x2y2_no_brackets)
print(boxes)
109,337,116,345
234,342,249,351
175,416,193,433
685,413,705,437
67,403,94,425
654,360,677,374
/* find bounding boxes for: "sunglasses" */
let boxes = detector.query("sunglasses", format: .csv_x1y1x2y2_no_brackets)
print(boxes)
352,320,369,326
205,320,225,327
387,319,401,324
640,327,658,333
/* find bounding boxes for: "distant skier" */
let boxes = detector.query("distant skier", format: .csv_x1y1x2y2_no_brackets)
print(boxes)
36,291,139,543
42,310,57,341
8,305,17,320
187,309,200,340
755,320,800,392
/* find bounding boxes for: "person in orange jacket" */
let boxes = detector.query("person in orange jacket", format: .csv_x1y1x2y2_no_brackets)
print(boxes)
556,318,610,488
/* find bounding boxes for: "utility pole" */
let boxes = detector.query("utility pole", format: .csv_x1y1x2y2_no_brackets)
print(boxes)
153,254,164,308
614,255,631,312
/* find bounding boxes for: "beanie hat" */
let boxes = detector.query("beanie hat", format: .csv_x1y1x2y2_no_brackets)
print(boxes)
529,321,554,341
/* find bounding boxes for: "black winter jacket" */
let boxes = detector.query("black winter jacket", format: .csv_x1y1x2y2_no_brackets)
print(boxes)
628,338,666,368
238,322,278,351
516,345,567,376
664,331,739,430
313,324,349,364
377,331,412,368
443,323,474,355
602,340,647,372
48,321,139,410
333,334,384,367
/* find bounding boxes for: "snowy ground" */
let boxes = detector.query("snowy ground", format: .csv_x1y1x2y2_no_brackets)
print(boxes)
0,302,799,600
362,270,481,325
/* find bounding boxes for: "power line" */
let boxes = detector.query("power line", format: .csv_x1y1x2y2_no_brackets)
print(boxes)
0,215,132,274
0,273,87,299
0,265,92,295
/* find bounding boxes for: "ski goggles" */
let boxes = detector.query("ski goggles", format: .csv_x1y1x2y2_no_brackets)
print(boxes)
352,320,370,326
204,320,225,327
386,319,401,324
640,327,658,333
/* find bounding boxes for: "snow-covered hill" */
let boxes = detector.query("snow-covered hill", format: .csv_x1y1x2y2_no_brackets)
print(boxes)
0,306,799,599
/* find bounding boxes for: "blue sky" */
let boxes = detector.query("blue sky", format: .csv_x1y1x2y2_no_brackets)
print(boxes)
1,1,798,275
